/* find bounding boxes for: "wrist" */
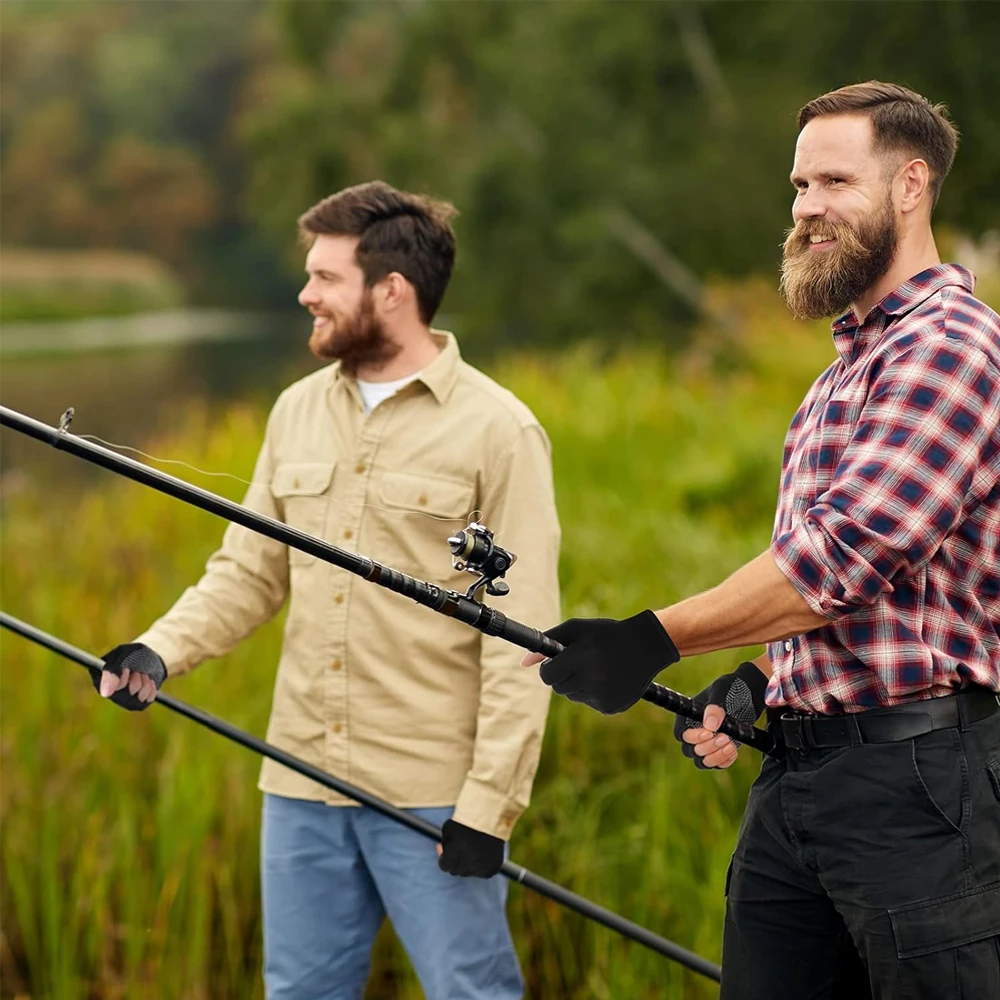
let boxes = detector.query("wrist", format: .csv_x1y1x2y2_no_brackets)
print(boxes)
652,607,689,656
635,609,680,664
733,659,769,706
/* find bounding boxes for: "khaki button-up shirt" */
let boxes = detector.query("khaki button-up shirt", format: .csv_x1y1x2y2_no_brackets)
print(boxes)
136,333,560,838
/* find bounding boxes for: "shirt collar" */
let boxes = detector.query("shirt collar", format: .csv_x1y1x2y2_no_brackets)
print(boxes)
329,329,462,406
415,330,462,404
876,263,975,316
830,264,976,362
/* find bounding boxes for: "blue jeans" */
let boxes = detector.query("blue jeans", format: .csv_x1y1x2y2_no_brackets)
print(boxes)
261,794,524,1000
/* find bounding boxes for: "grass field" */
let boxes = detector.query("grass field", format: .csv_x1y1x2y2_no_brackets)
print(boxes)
0,249,184,324
1,273,992,999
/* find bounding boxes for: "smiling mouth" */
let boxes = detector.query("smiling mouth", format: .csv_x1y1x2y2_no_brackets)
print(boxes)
807,234,837,250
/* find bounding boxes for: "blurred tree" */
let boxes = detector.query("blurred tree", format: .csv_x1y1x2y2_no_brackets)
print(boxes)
1,0,997,332
95,137,215,263
243,0,1000,347
0,0,296,305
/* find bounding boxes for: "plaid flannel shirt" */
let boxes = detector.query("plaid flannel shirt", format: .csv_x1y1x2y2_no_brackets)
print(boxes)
768,264,1000,713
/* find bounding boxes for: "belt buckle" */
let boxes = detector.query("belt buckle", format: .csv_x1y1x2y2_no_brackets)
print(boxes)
799,714,818,749
781,712,815,750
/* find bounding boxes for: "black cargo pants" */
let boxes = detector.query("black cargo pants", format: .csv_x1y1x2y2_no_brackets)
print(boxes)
721,703,1000,999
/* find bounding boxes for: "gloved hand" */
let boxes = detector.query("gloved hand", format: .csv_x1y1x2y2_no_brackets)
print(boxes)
89,643,166,711
437,819,505,878
673,660,768,769
536,611,680,714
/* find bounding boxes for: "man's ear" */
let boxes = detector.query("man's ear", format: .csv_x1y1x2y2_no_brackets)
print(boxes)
897,157,932,215
377,272,410,313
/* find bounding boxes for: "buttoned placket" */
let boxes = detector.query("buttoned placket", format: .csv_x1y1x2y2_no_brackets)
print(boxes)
322,381,400,793
321,380,363,785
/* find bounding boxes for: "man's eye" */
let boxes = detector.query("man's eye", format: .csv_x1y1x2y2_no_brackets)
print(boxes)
828,178,844,185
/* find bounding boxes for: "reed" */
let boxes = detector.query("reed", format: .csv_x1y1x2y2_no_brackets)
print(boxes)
1,283,836,998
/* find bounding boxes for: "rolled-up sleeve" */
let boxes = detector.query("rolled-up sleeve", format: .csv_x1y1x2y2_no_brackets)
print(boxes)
452,423,561,840
134,411,291,675
772,341,1000,619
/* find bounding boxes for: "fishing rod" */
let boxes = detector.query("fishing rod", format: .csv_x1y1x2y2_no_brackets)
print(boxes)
0,402,776,755
0,610,722,982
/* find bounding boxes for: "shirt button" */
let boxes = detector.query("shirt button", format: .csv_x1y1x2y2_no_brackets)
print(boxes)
784,640,793,652
292,477,301,489
344,529,353,540
334,594,344,605
333,723,343,734
355,463,366,474
418,495,428,506
332,658,342,671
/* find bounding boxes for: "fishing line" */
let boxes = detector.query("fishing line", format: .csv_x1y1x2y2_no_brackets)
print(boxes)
76,433,481,525
1,402,778,755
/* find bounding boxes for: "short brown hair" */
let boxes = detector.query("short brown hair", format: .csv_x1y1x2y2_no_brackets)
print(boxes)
798,81,959,207
298,181,457,323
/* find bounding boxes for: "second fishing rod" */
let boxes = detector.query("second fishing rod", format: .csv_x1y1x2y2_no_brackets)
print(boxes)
1,611,722,981
0,403,776,755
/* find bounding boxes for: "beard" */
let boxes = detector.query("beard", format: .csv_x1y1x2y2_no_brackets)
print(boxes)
308,290,402,375
780,196,899,321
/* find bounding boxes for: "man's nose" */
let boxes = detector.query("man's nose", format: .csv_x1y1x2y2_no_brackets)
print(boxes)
793,188,828,223
298,282,318,308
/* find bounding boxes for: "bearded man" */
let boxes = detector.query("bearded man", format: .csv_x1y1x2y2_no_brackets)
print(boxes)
524,82,1000,998
95,181,561,999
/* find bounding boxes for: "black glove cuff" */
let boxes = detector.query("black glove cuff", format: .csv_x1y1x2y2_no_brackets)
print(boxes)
732,659,769,710
629,609,680,667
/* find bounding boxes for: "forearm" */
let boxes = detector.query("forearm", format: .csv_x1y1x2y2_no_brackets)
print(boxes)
655,550,829,656
138,420,291,675
459,420,559,836
136,512,290,675
454,656,552,838
138,552,287,675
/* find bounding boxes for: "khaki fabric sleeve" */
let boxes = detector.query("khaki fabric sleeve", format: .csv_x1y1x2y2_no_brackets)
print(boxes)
134,412,290,676
452,423,561,840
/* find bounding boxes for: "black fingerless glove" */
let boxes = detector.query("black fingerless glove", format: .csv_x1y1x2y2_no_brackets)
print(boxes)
673,660,768,769
89,643,167,712
437,819,505,878
539,610,680,714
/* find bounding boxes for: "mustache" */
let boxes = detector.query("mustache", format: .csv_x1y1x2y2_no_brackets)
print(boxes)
778,200,898,320
782,218,872,259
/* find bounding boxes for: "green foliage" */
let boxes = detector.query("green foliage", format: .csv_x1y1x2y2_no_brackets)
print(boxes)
0,0,291,306
245,0,1000,346
2,0,997,334
0,284,835,998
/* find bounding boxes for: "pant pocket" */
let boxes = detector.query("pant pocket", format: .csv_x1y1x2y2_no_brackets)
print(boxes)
987,755,1000,803
889,881,1000,999
911,728,968,833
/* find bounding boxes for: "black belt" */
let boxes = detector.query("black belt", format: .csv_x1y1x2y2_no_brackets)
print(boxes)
779,687,1000,751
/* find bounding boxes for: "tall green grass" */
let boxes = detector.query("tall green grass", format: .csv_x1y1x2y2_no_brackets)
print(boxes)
1,284,838,999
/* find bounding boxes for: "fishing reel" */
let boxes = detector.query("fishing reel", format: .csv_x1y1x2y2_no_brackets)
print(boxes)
447,521,517,599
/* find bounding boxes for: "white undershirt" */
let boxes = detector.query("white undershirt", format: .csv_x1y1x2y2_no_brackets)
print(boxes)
356,372,422,415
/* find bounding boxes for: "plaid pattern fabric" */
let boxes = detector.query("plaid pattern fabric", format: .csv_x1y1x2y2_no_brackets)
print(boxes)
768,265,1000,713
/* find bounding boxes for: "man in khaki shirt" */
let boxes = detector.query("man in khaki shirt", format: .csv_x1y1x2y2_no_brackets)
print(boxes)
97,182,560,1000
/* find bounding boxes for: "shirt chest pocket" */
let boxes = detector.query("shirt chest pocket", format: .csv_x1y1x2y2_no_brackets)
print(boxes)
271,462,336,565
792,389,865,498
373,469,476,580
816,389,864,447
